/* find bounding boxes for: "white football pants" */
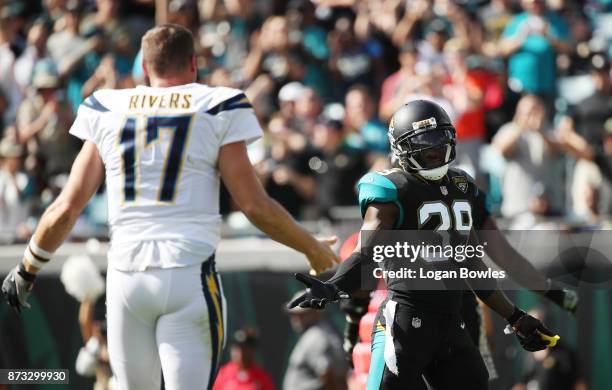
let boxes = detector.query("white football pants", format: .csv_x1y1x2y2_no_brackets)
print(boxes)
106,258,226,390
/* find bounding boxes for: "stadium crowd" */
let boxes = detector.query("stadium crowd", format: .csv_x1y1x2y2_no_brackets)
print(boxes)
0,0,610,243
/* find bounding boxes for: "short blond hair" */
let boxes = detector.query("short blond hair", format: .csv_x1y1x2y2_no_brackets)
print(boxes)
141,24,194,77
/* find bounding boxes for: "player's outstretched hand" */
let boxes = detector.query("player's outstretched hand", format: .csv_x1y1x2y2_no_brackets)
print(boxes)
306,236,341,276
545,281,578,314
288,273,349,310
2,264,36,314
508,310,559,352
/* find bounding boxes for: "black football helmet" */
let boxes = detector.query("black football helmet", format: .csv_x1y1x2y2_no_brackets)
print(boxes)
388,100,456,180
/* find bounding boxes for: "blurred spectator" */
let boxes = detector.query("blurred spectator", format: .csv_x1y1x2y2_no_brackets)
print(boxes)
168,0,200,34
14,18,49,94
559,9,594,76
328,16,383,98
286,0,328,63
478,0,515,41
80,0,135,61
81,54,121,97
557,55,612,219
354,0,403,43
213,328,275,390
294,87,323,135
448,4,488,59
41,0,69,27
243,16,305,92
499,0,571,101
15,60,77,177
0,12,22,124
392,0,435,46
0,138,33,242
378,41,425,122
492,94,562,218
443,39,487,177
343,85,388,155
278,81,305,124
283,293,347,390
309,119,367,220
416,17,451,75
47,1,95,79
0,89,8,132
256,115,316,218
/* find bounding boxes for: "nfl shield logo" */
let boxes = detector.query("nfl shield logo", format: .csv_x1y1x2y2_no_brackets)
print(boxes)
440,186,448,195
412,317,422,328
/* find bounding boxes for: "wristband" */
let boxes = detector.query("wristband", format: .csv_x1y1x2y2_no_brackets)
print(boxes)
29,237,54,258
23,246,51,269
17,263,37,282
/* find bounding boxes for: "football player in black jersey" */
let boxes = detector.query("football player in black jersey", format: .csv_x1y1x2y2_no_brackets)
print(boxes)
289,100,576,389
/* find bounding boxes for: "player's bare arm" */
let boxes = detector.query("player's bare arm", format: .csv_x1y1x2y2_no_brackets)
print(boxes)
218,140,340,275
26,141,104,272
479,216,578,312
2,141,104,311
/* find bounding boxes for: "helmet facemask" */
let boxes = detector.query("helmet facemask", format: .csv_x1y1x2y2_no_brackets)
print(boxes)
390,127,456,181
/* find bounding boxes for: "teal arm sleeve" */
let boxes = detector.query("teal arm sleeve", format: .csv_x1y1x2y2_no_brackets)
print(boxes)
357,173,404,228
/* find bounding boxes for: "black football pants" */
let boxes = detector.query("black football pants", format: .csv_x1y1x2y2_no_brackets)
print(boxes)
370,302,489,390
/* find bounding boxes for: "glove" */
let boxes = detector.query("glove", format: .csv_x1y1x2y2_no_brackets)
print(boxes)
2,263,36,313
288,273,349,310
506,308,559,352
545,281,578,314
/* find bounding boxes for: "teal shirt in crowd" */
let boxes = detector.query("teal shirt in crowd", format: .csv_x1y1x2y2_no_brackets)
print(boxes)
502,12,570,95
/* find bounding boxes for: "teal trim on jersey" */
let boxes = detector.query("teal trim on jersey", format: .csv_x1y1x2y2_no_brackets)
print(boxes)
358,173,404,228
366,329,386,390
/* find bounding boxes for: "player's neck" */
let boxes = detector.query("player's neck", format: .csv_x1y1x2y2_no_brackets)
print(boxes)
148,75,196,88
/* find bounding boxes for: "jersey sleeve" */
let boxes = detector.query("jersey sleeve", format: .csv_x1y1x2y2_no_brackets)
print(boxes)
211,92,263,146
357,172,404,228
472,183,491,230
69,93,108,143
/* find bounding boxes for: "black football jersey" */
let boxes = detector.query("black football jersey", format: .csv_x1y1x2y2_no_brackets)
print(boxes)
357,167,491,313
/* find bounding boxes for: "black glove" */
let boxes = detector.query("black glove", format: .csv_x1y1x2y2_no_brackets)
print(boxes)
288,273,349,310
2,263,36,313
506,308,558,352
545,281,578,314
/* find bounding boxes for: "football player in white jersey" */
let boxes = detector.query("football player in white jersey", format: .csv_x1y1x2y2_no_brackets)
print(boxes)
2,24,339,390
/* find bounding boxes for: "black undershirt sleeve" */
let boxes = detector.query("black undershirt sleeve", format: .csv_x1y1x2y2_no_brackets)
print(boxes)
327,251,376,294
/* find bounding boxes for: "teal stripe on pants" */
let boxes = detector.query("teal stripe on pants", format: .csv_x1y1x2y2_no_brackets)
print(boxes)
366,329,386,390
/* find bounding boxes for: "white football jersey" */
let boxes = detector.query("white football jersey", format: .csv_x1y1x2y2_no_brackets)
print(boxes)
69,83,263,271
